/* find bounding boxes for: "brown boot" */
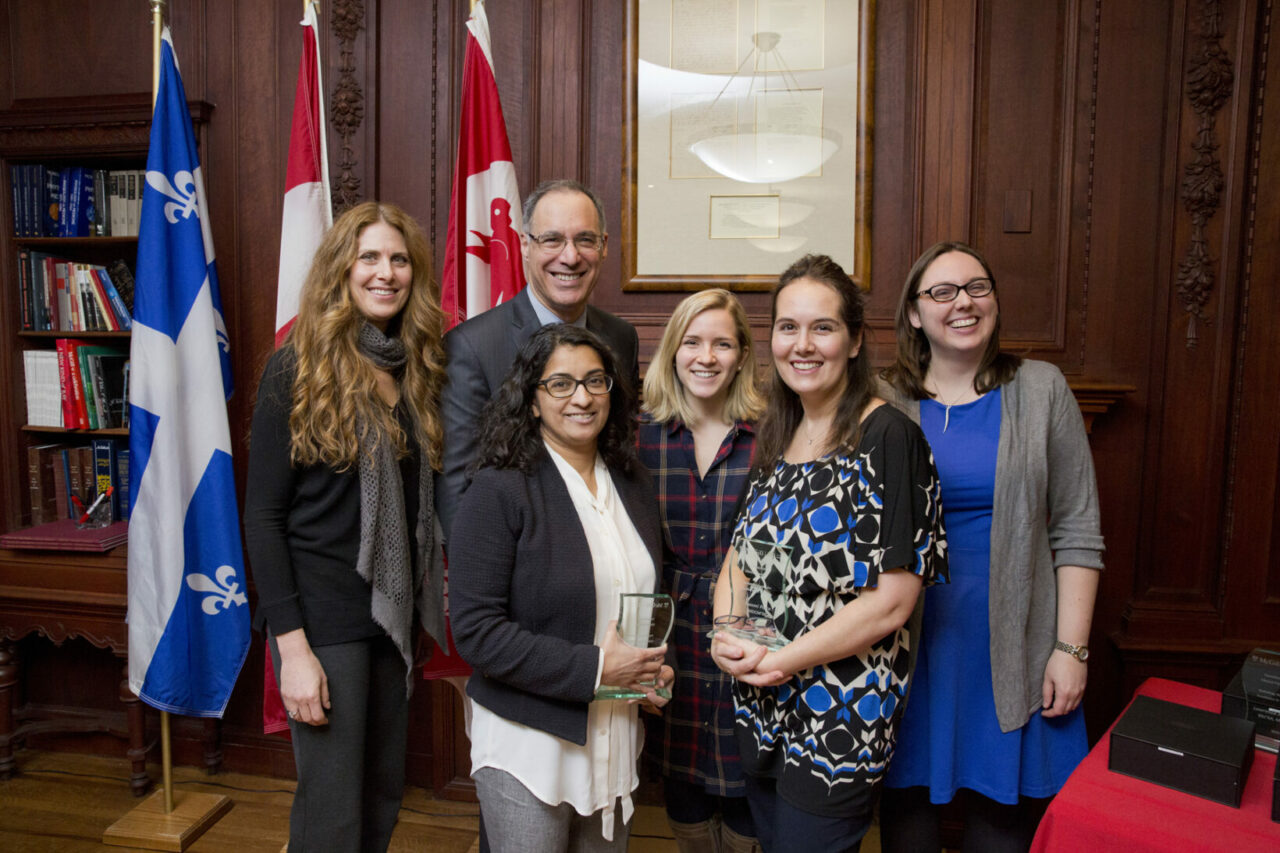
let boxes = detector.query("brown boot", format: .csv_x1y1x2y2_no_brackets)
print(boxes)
720,822,762,853
668,817,722,853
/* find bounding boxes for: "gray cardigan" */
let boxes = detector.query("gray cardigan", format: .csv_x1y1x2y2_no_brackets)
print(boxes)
890,359,1105,732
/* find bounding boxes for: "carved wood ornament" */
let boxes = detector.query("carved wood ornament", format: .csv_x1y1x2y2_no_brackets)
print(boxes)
330,0,366,214
1177,0,1234,347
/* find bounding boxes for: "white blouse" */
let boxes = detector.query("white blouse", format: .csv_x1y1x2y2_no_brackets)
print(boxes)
469,445,657,841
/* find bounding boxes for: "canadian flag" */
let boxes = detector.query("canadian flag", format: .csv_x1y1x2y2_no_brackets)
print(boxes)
274,0,331,346
264,1,331,735
440,0,525,330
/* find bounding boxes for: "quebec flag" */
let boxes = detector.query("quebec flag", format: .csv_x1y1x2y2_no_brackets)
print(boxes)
127,27,249,717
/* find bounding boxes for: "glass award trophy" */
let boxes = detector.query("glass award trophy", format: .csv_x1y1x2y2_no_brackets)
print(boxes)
1238,648,1280,751
594,592,675,701
711,538,794,651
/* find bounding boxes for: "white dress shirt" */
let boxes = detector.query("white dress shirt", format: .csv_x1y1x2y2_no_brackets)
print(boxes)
470,445,656,841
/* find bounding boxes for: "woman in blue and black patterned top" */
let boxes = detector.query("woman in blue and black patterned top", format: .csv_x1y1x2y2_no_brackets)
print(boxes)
638,289,764,853
711,255,948,853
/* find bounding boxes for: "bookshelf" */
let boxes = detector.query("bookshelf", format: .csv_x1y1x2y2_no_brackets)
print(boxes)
0,95,167,793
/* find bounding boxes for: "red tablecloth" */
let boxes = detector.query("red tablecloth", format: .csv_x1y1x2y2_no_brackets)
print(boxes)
1031,677,1279,852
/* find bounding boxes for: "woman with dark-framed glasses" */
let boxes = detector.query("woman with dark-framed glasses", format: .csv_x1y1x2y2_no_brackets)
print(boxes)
880,241,1105,852
709,254,947,852
449,324,672,852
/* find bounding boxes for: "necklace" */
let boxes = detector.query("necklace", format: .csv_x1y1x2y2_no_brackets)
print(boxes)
930,384,977,432
801,418,829,448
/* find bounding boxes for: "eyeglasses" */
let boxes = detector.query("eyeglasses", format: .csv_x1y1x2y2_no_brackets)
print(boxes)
536,373,614,398
526,232,606,254
913,278,995,303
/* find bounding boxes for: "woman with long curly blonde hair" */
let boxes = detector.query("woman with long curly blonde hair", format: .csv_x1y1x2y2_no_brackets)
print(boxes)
244,201,448,851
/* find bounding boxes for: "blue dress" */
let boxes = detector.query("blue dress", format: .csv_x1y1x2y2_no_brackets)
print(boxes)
884,390,1086,804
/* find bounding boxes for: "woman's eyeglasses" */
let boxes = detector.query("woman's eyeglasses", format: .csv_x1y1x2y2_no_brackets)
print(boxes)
913,278,995,303
536,373,614,398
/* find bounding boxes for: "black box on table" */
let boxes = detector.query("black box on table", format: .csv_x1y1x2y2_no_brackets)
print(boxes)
1109,695,1255,807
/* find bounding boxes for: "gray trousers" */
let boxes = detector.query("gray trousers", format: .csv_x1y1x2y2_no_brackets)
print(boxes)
473,766,631,853
270,633,408,852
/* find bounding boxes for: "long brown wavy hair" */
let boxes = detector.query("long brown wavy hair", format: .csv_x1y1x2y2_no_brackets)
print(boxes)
753,254,875,475
881,240,1020,400
285,201,446,471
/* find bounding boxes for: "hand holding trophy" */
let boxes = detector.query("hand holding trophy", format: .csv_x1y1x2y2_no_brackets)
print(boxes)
710,538,794,651
595,592,675,701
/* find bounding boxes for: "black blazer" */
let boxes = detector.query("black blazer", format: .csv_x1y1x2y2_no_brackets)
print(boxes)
435,287,641,540
448,451,662,746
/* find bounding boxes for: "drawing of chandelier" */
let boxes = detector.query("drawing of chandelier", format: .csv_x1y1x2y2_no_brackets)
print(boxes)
689,31,839,184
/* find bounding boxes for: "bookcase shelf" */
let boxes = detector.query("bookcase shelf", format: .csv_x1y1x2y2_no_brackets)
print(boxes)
14,237,138,248
20,329,130,340
22,426,129,437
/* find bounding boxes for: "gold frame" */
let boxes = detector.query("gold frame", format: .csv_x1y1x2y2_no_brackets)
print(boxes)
622,0,874,292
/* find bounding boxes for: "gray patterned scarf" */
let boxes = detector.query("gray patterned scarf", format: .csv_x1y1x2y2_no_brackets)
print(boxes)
354,323,447,697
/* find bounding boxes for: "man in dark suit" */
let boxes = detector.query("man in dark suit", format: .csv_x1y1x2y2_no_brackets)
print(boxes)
437,178,640,539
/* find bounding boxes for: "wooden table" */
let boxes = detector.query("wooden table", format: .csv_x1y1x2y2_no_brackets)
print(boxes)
0,544,152,795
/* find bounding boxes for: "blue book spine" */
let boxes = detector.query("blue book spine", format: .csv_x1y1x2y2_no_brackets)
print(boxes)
116,448,130,520
94,268,132,329
8,165,20,237
92,439,118,522
77,168,94,237
42,166,60,237
57,168,72,237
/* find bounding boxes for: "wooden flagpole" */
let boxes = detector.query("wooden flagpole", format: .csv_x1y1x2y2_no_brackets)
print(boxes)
103,7,233,843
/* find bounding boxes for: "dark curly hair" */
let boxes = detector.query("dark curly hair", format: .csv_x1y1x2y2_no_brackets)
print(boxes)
470,324,638,476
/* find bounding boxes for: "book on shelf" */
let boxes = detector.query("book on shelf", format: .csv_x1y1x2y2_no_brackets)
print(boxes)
54,337,91,429
42,166,60,237
75,344,118,429
8,164,22,237
106,259,135,310
22,349,63,427
14,252,135,332
92,438,119,522
117,447,130,519
26,443,65,525
87,352,129,429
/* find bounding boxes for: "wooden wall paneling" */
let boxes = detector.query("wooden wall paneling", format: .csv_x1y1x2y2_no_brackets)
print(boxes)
972,0,1073,352
375,0,433,224
917,0,976,247
3,0,151,106
1128,0,1250,641
1219,0,1280,640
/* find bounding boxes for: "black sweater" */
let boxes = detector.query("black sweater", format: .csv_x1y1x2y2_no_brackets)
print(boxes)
242,347,419,646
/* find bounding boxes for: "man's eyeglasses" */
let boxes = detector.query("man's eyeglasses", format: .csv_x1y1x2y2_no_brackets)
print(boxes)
526,232,606,254
536,373,614,398
913,278,995,303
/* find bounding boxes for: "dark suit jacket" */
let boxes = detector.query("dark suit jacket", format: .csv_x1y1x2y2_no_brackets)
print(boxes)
448,452,662,746
435,287,640,539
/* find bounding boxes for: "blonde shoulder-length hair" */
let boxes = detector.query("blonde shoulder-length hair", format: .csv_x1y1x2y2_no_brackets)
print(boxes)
643,288,763,425
285,201,446,471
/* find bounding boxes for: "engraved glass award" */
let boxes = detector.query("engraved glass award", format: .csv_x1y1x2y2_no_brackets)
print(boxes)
712,538,794,651
594,592,675,701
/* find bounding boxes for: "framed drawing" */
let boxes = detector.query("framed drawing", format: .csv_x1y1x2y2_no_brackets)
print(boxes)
623,0,874,292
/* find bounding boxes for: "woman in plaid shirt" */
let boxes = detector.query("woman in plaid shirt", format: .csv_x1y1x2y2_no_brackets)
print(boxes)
639,289,765,853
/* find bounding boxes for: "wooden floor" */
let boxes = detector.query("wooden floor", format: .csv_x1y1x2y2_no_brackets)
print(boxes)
0,749,684,852
0,749,884,851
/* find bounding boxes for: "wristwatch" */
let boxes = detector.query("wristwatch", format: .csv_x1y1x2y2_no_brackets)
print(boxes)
1055,640,1089,662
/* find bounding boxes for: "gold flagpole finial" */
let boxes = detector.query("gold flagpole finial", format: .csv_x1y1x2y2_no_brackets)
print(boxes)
151,1,165,109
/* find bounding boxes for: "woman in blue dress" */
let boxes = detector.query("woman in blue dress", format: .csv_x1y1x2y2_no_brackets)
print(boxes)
880,241,1105,852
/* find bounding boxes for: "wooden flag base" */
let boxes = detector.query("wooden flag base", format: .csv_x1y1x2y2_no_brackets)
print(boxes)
102,789,233,851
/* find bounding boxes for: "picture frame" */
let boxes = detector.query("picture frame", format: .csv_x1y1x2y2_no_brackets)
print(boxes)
623,0,874,292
